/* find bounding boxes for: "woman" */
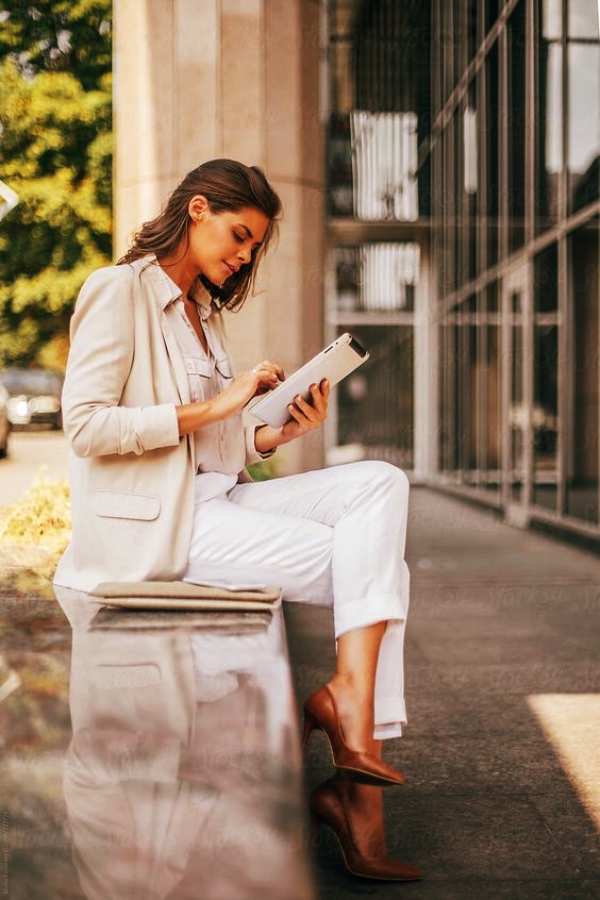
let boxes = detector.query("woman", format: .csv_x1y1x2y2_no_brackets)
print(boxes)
54,158,422,882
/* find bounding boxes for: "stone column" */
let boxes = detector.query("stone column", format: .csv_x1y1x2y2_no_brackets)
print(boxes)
113,0,326,473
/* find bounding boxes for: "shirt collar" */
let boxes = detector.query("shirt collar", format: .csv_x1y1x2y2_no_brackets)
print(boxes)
187,282,213,320
140,255,213,318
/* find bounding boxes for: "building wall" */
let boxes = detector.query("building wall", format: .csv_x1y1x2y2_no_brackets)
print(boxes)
113,0,326,473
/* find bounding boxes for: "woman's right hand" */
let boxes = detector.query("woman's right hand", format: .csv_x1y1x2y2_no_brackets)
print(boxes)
213,360,284,419
177,359,284,435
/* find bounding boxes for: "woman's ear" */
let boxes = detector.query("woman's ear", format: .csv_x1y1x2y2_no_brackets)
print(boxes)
188,195,209,222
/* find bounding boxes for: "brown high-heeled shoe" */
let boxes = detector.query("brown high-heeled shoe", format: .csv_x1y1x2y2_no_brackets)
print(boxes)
301,685,404,786
309,777,423,881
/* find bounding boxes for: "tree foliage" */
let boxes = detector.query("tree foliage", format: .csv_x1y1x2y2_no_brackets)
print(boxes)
0,0,112,369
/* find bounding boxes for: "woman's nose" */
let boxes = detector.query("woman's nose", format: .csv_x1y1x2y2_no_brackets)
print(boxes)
238,245,252,264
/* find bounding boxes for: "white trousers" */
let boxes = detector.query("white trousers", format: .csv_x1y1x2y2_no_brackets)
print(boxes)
184,460,410,740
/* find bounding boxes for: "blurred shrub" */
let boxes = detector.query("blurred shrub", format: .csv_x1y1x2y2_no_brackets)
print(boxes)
246,458,279,481
0,472,71,553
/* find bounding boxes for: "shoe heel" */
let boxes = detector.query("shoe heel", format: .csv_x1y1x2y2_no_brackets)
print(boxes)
301,710,318,753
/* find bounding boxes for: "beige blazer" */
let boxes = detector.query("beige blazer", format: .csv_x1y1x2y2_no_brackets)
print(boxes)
54,258,261,592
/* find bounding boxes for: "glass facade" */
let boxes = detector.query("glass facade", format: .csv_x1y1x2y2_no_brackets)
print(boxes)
325,0,600,545
325,0,431,470
431,0,600,539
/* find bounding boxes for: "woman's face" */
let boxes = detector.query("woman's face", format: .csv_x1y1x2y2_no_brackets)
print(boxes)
188,199,270,287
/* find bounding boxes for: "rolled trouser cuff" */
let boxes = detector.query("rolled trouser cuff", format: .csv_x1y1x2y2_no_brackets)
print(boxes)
374,696,407,740
333,593,406,638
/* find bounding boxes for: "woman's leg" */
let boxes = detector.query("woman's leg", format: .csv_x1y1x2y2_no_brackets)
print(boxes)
228,460,411,739
187,461,410,741
328,622,387,752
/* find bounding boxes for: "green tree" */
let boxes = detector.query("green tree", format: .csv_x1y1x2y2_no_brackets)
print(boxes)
0,0,112,369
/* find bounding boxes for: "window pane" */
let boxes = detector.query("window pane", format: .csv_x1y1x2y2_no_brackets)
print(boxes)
508,2,527,253
335,246,360,311
486,0,501,31
486,279,499,312
534,242,558,312
536,40,563,232
483,324,501,490
465,84,478,279
335,325,414,469
334,243,420,312
509,296,525,502
327,1,431,220
350,112,418,221
568,42,600,213
328,114,353,217
567,219,599,523
454,107,464,287
439,322,457,470
543,0,563,39
485,43,500,266
568,0,600,38
533,324,559,511
467,0,479,62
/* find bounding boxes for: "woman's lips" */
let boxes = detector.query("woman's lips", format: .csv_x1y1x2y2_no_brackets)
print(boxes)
223,261,238,275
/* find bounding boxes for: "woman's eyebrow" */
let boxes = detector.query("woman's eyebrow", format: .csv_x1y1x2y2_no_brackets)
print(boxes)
238,224,254,239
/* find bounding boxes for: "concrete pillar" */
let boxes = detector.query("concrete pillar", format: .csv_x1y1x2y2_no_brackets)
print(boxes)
114,0,325,473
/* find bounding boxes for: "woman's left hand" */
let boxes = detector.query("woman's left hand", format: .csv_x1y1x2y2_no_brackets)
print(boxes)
254,379,330,454
281,378,330,441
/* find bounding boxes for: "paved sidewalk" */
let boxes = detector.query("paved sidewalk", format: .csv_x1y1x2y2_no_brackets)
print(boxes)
285,486,600,899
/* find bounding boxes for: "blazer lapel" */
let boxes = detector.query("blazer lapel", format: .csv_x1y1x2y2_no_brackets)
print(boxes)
160,310,191,405
140,260,191,406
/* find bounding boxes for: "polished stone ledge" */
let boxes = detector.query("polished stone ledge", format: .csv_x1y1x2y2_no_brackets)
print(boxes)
1,570,314,900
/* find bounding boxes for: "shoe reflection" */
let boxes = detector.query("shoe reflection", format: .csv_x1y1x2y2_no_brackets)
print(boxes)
54,587,314,900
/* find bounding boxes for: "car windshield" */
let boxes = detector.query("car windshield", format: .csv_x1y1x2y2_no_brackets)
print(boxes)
0,369,63,395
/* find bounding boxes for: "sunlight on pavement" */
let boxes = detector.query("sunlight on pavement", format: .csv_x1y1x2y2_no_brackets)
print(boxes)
528,694,600,831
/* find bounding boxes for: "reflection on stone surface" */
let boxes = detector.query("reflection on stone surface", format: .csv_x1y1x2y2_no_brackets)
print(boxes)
0,569,75,899
1,573,313,899
55,586,313,900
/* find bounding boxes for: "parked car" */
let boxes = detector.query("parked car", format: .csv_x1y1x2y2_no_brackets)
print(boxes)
0,368,64,430
0,382,10,457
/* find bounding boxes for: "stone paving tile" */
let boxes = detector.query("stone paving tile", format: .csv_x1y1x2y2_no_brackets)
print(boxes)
402,685,555,739
387,794,579,879
387,735,565,793
434,661,600,696
286,487,600,898
529,788,600,875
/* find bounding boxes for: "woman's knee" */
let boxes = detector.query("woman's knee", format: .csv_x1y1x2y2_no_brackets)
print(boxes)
353,460,409,500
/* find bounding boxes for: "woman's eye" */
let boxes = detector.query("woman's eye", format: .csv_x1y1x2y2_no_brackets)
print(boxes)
233,232,244,243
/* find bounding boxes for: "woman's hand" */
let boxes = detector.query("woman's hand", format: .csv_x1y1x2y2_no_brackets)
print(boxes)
176,360,283,435
254,379,330,453
281,379,330,440
215,360,284,417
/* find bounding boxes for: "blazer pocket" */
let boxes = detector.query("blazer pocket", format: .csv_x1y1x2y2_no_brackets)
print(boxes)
93,490,161,520
93,663,162,689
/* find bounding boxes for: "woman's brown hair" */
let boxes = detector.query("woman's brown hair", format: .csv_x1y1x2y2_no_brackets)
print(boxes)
117,159,282,311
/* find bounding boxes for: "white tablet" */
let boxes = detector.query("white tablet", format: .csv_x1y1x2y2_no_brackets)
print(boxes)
249,332,369,428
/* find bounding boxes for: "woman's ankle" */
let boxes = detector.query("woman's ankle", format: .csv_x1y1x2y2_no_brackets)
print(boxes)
325,678,376,752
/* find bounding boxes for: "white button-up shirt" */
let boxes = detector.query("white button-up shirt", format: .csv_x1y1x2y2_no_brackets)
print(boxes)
166,278,254,501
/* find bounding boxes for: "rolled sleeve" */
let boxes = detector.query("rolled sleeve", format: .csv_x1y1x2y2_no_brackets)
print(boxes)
244,425,276,465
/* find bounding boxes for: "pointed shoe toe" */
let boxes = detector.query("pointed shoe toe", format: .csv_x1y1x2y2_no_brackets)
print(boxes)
301,685,405,786
339,751,405,786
